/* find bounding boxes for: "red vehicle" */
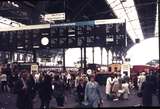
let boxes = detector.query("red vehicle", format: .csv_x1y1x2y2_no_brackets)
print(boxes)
131,65,156,74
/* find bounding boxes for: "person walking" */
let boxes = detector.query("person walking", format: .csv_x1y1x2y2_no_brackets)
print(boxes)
84,74,103,108
112,74,120,101
38,74,53,109
53,75,65,108
141,76,154,106
14,71,34,109
76,77,86,105
121,80,130,100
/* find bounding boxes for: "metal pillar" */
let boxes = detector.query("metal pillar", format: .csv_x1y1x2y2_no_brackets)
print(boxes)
107,50,109,66
63,48,66,72
92,47,94,64
84,47,87,74
33,50,37,63
100,47,103,65
80,47,83,68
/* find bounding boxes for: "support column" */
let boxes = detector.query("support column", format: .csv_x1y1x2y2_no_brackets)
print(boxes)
92,47,94,64
84,47,87,74
10,51,14,63
63,48,66,72
107,50,109,66
80,47,83,68
33,49,37,63
100,47,103,65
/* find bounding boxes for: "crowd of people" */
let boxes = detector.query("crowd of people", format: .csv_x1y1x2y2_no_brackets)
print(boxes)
0,64,160,108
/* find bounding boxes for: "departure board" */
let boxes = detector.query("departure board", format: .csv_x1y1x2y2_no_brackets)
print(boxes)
0,19,126,51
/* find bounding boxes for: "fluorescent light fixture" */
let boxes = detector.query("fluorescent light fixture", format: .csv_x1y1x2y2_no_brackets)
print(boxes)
68,34,75,37
106,38,114,42
105,0,144,43
95,18,125,25
17,46,24,49
42,33,49,36
33,46,40,48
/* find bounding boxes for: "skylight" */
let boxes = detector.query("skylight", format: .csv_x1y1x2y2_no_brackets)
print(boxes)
105,0,144,43
155,2,158,37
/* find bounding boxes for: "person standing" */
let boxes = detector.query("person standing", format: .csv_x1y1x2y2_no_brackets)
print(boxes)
106,75,114,100
141,76,154,106
137,72,146,92
0,72,8,93
38,74,53,109
84,74,103,108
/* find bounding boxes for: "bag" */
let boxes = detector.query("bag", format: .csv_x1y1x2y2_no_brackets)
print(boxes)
137,92,142,97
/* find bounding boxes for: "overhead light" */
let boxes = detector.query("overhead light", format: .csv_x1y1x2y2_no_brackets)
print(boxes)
17,46,24,49
33,46,40,48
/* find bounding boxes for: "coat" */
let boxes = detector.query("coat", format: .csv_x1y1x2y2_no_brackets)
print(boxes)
141,80,153,106
84,81,102,108
77,83,86,102
53,79,65,98
14,78,33,109
106,77,113,95
38,75,53,101
112,78,120,93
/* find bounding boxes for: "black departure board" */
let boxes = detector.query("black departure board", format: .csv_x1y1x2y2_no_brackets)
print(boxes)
0,19,126,51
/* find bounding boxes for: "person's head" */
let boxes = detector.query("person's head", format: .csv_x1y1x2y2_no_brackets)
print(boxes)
90,74,95,82
20,71,29,80
54,75,60,81
7,64,10,68
79,77,84,84
114,73,118,78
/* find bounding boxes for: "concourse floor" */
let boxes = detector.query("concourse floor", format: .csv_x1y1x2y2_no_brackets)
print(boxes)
0,86,159,109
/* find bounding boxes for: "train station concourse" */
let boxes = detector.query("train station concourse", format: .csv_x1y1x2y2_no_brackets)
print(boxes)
0,0,159,108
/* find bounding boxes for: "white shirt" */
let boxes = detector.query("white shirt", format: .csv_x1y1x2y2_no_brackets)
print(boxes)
0,74,7,82
67,73,71,80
